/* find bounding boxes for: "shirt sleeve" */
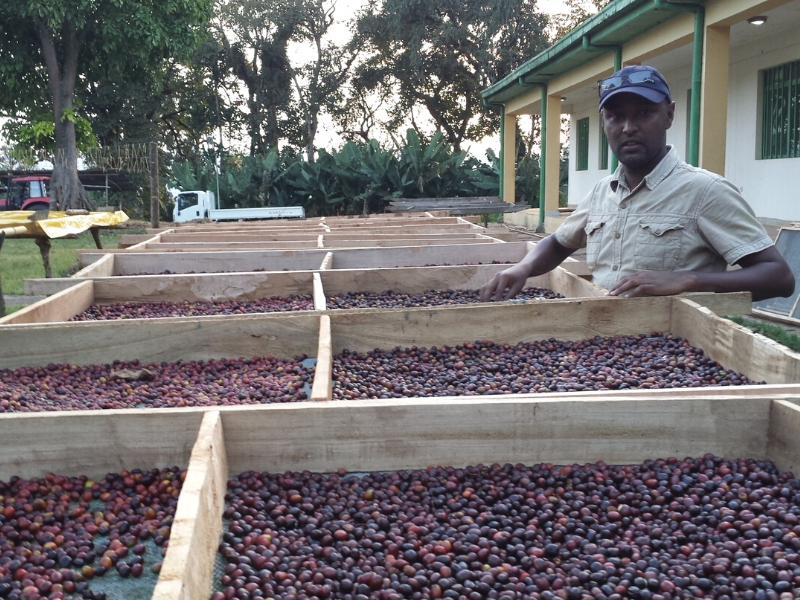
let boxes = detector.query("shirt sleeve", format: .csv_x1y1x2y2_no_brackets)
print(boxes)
554,184,597,249
695,176,773,265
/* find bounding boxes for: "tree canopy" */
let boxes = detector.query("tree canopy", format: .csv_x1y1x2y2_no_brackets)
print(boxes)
352,0,549,151
0,0,212,207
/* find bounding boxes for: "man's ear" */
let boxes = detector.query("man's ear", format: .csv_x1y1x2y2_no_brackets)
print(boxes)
664,101,676,129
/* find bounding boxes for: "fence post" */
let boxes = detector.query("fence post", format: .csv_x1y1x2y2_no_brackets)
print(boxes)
150,141,160,229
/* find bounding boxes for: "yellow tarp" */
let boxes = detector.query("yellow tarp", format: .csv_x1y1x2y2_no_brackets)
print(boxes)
0,211,129,239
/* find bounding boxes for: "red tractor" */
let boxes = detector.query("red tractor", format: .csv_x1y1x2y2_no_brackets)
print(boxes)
0,176,54,211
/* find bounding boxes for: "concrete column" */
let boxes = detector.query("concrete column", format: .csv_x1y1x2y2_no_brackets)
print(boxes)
544,94,562,222
503,113,517,204
699,25,730,175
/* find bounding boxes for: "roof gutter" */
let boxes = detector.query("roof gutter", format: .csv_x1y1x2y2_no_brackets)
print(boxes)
653,0,705,167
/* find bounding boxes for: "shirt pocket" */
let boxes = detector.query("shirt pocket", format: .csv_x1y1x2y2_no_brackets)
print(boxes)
635,219,685,271
584,221,605,271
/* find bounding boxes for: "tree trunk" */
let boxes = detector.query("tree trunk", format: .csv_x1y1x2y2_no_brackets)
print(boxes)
37,19,92,211
51,97,91,210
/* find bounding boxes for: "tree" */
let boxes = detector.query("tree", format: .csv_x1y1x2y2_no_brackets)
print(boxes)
0,0,212,209
212,0,307,155
549,0,612,39
354,0,549,151
290,0,360,161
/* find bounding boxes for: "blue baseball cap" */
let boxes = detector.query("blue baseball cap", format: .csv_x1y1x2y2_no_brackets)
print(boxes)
598,65,672,111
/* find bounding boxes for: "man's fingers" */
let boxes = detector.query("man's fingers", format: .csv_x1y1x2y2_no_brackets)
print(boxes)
502,280,526,301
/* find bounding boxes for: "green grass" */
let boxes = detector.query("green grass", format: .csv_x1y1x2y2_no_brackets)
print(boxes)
0,229,139,296
728,315,800,353
2,305,25,317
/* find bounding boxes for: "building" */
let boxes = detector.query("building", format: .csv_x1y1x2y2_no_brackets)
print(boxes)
482,0,800,232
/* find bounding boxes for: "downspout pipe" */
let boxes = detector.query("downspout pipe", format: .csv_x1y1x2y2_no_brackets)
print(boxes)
653,0,705,167
582,35,622,172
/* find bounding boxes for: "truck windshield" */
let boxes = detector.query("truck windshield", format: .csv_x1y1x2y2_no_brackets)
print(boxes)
177,193,199,212
8,182,28,209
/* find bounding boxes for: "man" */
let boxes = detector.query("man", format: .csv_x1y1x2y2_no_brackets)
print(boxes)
480,65,795,303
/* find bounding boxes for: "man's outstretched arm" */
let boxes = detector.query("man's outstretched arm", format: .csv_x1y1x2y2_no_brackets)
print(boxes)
608,246,795,302
479,235,577,301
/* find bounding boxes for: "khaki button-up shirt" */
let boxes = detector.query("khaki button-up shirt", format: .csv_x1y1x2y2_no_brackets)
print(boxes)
554,146,773,291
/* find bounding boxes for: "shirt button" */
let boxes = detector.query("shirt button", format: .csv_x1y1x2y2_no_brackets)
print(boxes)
614,232,621,239
612,265,619,271
620,202,628,209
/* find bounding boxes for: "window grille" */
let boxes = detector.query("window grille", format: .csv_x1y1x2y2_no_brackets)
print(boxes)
577,117,590,171
761,60,800,159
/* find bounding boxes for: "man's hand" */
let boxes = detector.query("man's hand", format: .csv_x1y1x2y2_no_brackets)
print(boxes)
608,270,697,297
479,235,577,302
479,263,532,302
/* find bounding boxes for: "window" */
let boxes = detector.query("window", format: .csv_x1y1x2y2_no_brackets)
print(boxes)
576,117,589,171
599,121,609,170
177,193,199,212
761,60,800,159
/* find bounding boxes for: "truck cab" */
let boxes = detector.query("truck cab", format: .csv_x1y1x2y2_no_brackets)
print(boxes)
1,176,53,211
173,190,213,223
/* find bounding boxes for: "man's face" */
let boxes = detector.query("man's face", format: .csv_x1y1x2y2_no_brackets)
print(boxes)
601,93,675,170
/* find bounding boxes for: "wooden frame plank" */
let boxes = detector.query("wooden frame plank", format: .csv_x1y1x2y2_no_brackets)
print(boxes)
768,400,800,474
126,233,166,250
219,395,772,475
152,411,228,600
157,231,481,243
23,277,80,296
0,312,322,368
147,240,321,250
110,249,329,274
548,265,605,298
323,238,495,248
0,408,203,480
0,280,94,325
670,297,800,384
320,264,551,295
310,315,333,401
320,251,333,270
92,272,314,303
71,253,114,278
11,274,316,324
312,272,326,311
328,296,675,355
330,242,528,269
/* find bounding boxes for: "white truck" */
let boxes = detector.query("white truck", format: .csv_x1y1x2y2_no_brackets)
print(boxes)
172,190,305,223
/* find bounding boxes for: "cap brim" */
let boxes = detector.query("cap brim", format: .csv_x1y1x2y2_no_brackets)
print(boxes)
599,87,669,110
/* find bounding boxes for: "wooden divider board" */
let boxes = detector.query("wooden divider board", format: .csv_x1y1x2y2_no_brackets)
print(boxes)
71,253,115,278
310,315,332,401
0,408,204,480
152,411,228,600
218,395,776,475
671,298,800,384
0,312,321,368
107,249,330,274
155,230,481,243
328,296,674,355
146,240,321,251
0,280,94,325
90,271,314,303
325,296,772,382
320,252,333,270
330,241,529,269
323,238,497,248
312,273,326,311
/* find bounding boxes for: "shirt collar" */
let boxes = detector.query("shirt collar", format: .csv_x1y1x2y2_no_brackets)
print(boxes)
609,145,679,193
